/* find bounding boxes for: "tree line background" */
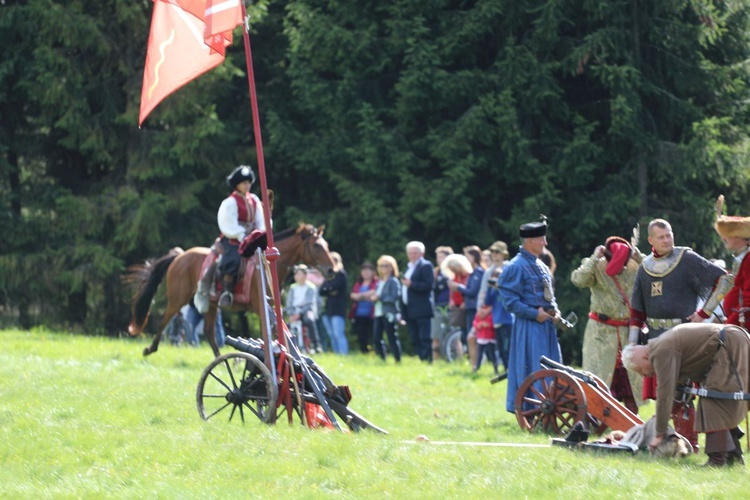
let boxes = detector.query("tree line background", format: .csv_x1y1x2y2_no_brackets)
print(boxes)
2,0,749,363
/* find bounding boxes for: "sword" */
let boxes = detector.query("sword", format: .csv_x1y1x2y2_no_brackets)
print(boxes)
546,310,578,331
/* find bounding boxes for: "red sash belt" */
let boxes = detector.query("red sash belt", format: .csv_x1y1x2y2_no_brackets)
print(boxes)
588,312,629,327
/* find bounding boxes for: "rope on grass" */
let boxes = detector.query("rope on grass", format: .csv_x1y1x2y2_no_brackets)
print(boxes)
404,437,551,448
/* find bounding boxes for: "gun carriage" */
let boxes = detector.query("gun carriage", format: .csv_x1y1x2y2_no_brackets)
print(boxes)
507,356,643,436
195,247,387,434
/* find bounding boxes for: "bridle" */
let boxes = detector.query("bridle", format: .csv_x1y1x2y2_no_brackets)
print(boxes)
299,226,318,264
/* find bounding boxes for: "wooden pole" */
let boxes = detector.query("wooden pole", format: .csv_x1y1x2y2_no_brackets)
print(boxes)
239,2,286,349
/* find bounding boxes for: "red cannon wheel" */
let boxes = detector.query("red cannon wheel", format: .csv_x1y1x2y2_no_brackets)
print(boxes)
514,369,588,435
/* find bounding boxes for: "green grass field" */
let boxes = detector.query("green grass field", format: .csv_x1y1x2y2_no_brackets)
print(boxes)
0,329,746,498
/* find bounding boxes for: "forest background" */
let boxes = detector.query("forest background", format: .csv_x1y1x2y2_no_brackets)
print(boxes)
2,0,749,364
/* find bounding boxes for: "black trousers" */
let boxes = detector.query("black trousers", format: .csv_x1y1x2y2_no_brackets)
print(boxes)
475,343,499,373
351,317,373,353
373,315,402,362
218,237,241,276
407,317,432,361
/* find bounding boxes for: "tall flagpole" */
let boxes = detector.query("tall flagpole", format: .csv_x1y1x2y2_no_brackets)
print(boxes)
239,2,286,349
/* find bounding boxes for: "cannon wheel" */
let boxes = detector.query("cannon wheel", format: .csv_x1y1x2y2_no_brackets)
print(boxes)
196,352,278,424
514,369,587,435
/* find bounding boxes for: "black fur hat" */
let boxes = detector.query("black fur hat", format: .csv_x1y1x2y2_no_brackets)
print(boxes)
519,214,548,238
226,165,256,188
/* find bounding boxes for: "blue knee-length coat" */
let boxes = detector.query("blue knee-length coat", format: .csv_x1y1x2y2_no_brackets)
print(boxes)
499,247,562,413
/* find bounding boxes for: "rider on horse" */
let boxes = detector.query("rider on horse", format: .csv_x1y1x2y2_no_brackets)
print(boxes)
217,165,266,307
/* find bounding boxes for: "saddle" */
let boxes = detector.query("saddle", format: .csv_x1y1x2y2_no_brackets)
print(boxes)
194,241,256,312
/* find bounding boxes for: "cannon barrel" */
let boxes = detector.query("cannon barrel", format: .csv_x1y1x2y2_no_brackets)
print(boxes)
226,335,267,361
225,335,343,400
539,356,597,386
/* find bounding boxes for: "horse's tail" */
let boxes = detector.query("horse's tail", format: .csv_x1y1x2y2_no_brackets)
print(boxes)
123,251,181,336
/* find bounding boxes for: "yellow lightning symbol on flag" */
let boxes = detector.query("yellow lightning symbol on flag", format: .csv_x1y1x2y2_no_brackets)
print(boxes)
148,29,176,100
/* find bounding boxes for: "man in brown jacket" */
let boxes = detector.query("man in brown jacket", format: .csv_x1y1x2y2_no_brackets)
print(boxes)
622,323,750,466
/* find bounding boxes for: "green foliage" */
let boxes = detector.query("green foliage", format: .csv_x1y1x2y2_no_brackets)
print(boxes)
1,0,750,355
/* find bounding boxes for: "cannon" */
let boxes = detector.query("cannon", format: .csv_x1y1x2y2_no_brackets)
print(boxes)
512,356,643,436
195,247,387,434
196,335,387,433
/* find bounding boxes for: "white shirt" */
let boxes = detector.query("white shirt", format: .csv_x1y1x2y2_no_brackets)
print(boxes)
289,284,309,310
217,193,265,240
402,259,419,305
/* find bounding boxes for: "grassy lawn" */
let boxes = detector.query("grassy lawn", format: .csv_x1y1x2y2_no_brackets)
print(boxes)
0,329,745,498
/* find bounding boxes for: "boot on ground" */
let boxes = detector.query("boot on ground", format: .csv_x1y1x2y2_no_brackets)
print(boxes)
728,427,745,466
704,452,727,467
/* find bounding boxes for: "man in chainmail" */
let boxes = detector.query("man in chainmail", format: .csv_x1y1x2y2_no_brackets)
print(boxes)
628,218,730,452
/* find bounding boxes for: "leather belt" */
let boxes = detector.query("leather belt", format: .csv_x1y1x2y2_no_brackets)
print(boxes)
588,312,629,327
646,317,683,330
679,384,750,401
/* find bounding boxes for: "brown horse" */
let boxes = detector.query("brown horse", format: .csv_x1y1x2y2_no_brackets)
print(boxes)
125,223,335,357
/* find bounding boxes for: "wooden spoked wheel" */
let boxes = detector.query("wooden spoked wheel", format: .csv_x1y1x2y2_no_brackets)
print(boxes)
196,352,278,424
514,369,587,435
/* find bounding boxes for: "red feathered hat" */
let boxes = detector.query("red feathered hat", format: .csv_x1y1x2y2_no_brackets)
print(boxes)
604,236,632,276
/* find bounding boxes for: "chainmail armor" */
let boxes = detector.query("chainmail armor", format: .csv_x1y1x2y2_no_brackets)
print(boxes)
631,247,726,337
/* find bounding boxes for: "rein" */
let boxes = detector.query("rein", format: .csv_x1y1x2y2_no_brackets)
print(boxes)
298,227,317,265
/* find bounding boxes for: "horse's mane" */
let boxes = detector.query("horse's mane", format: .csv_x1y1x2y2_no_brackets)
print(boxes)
274,223,312,241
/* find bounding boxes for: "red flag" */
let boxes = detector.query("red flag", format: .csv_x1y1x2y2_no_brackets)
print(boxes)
139,0,227,126
204,0,242,55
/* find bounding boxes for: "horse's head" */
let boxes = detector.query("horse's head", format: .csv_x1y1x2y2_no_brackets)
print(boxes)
298,224,335,275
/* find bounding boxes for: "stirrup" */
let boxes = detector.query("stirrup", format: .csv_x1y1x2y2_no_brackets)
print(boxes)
218,291,233,307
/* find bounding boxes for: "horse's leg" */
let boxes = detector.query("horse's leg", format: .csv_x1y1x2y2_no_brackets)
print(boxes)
144,267,197,356
204,304,221,358
144,301,182,356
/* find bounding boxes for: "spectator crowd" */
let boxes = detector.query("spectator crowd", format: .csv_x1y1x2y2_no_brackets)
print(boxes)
278,238,517,376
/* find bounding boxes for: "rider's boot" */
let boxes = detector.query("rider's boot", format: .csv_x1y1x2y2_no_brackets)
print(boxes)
218,275,235,307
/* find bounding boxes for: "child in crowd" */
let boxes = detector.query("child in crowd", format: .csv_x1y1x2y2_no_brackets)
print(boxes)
472,304,499,375
284,264,323,353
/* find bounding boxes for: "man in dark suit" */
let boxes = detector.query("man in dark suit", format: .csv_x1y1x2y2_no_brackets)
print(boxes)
401,241,435,361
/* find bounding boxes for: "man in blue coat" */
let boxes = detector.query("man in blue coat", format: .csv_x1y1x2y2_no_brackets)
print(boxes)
499,218,561,413
401,241,435,361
